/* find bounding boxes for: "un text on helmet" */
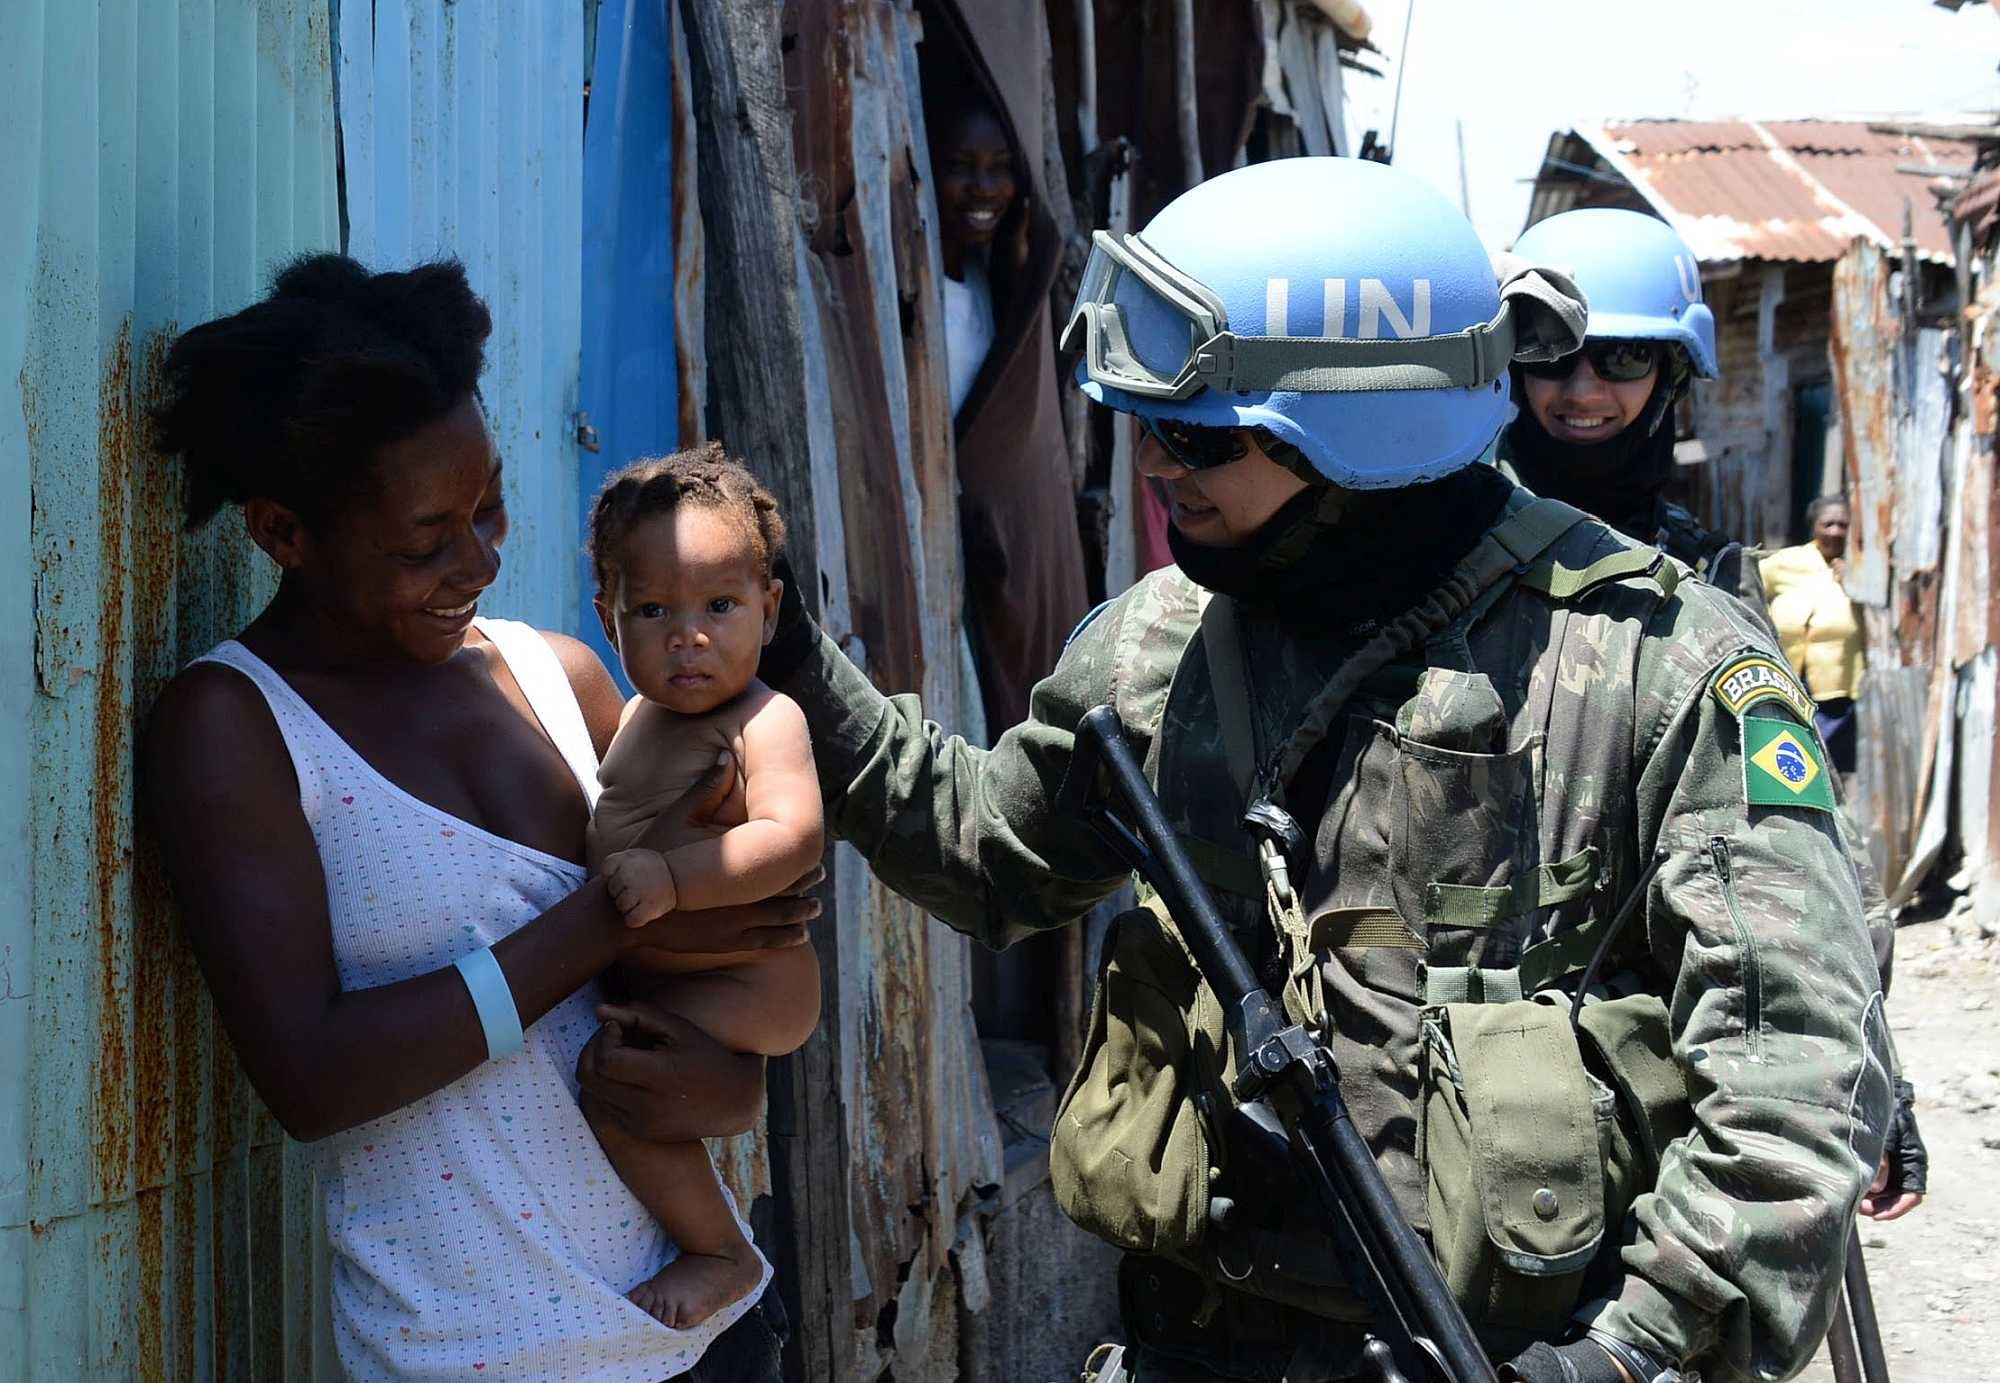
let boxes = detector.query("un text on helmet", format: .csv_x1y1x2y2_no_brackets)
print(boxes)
1264,278,1432,340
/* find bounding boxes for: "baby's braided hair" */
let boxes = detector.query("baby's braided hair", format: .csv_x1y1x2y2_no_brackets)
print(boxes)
587,442,786,594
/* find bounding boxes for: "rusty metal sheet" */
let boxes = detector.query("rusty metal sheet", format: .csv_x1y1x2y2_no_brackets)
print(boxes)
6,2,593,1377
1581,119,1973,266
782,2,1001,1342
1958,651,1997,877
4,1,339,1378
1853,667,1933,901
1953,407,1993,669
1831,240,1897,606
1895,327,1952,577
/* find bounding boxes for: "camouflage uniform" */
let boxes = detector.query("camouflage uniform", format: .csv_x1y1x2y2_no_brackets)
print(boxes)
777,484,1892,1382
1498,445,1900,987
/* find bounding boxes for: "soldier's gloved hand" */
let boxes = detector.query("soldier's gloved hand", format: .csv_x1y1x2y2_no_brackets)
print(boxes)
1502,1332,1675,1383
758,551,820,688
1859,1077,1926,1220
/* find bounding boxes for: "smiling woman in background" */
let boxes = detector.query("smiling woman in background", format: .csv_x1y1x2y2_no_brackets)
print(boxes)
916,18,1089,745
1761,494,1866,776
932,90,1019,419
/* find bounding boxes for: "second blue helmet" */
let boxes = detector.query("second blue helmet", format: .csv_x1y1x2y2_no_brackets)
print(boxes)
1511,207,1718,379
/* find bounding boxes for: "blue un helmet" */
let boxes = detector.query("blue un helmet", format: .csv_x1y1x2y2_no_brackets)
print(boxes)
1061,158,1586,489
1511,208,1717,379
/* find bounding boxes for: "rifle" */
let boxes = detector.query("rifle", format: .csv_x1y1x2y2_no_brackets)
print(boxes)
1060,704,1498,1383
1826,1225,1892,1383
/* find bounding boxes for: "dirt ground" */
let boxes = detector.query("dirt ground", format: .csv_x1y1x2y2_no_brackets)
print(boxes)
1797,907,2000,1383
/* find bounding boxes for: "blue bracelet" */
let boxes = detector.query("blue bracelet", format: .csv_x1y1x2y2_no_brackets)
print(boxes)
453,946,524,1060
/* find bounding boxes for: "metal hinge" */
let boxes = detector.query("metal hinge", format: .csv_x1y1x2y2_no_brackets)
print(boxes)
574,411,601,453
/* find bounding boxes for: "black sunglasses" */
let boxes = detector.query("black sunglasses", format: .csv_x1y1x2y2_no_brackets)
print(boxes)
1518,340,1663,384
1141,416,1254,471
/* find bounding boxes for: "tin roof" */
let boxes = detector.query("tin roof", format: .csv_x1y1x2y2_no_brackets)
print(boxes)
1952,162,2000,238
1554,119,1977,265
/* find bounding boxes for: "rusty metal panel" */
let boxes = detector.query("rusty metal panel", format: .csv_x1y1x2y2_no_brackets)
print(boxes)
1831,240,1897,607
1583,120,1972,267
1958,651,1996,877
2,0,340,1378
337,0,587,634
783,1,1002,1347
1895,327,1951,578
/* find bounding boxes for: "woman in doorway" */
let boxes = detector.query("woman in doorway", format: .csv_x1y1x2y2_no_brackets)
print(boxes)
142,255,815,1382
918,10,1089,740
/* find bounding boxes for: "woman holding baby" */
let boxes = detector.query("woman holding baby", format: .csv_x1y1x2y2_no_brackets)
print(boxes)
142,256,813,1382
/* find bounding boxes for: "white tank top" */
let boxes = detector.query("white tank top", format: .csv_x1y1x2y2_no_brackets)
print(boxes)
195,618,768,1382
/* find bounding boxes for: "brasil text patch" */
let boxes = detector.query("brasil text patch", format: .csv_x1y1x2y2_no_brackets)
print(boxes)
1712,653,1815,723
1741,717,1836,812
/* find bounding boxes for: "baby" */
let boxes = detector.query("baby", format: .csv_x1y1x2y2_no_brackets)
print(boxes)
583,444,823,1328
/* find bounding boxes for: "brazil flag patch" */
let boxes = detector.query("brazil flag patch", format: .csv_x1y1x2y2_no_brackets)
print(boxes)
1742,717,1836,812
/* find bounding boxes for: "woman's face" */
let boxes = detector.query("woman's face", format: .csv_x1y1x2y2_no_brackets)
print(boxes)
1521,352,1658,445
1135,427,1311,547
935,107,1017,258
261,394,508,664
1813,502,1851,561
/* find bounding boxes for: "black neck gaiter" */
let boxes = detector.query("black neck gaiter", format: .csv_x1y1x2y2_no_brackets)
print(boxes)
1504,380,1677,538
1168,463,1515,637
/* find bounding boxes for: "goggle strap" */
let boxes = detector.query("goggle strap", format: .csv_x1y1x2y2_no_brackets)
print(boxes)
1208,303,1517,394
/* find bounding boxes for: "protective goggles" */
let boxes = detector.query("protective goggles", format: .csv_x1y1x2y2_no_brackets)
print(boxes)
1060,229,1521,402
1517,339,1662,384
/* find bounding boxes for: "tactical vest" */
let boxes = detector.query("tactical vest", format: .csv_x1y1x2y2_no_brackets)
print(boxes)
1052,494,1698,1351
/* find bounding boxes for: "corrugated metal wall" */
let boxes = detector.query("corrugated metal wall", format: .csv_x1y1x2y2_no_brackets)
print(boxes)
1,2,342,1376
1828,235,2000,916
336,0,587,634
1,2,588,1376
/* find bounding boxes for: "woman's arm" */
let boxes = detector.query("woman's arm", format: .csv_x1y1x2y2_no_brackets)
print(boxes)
142,663,812,1143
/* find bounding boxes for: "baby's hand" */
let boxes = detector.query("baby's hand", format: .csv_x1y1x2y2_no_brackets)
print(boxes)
603,848,679,927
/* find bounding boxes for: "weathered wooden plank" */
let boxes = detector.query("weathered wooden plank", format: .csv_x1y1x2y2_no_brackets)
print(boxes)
675,5,855,1378
786,0,927,700
1831,240,1896,608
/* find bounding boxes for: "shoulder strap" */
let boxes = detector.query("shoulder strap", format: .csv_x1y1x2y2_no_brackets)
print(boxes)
476,619,603,809
1267,496,1588,800
1200,594,1261,806
191,642,330,816
1520,546,1680,602
1487,494,1592,566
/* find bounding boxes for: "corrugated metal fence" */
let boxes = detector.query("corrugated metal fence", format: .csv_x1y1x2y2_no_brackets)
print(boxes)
2,2,341,1376
336,0,587,633
1832,234,2000,912
1,1,588,1375
2,0,1010,1375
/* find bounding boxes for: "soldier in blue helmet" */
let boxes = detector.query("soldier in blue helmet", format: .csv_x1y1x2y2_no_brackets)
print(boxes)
758,159,1891,1383
1503,208,1926,1229
1500,209,1728,574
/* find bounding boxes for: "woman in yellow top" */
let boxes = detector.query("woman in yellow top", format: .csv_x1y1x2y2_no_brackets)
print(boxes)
1760,494,1865,773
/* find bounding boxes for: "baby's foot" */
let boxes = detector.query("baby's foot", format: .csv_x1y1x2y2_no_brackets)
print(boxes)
626,1242,762,1329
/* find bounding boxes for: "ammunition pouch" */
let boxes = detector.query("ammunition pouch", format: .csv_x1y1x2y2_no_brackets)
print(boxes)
1418,990,1690,1353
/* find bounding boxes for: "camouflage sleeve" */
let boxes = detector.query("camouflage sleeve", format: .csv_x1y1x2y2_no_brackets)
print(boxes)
1698,552,1897,992
773,606,1139,950
1581,609,1895,1381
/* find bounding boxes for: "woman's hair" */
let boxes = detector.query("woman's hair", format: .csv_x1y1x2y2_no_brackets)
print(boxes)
155,254,493,530
588,442,786,593
1806,493,1850,526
